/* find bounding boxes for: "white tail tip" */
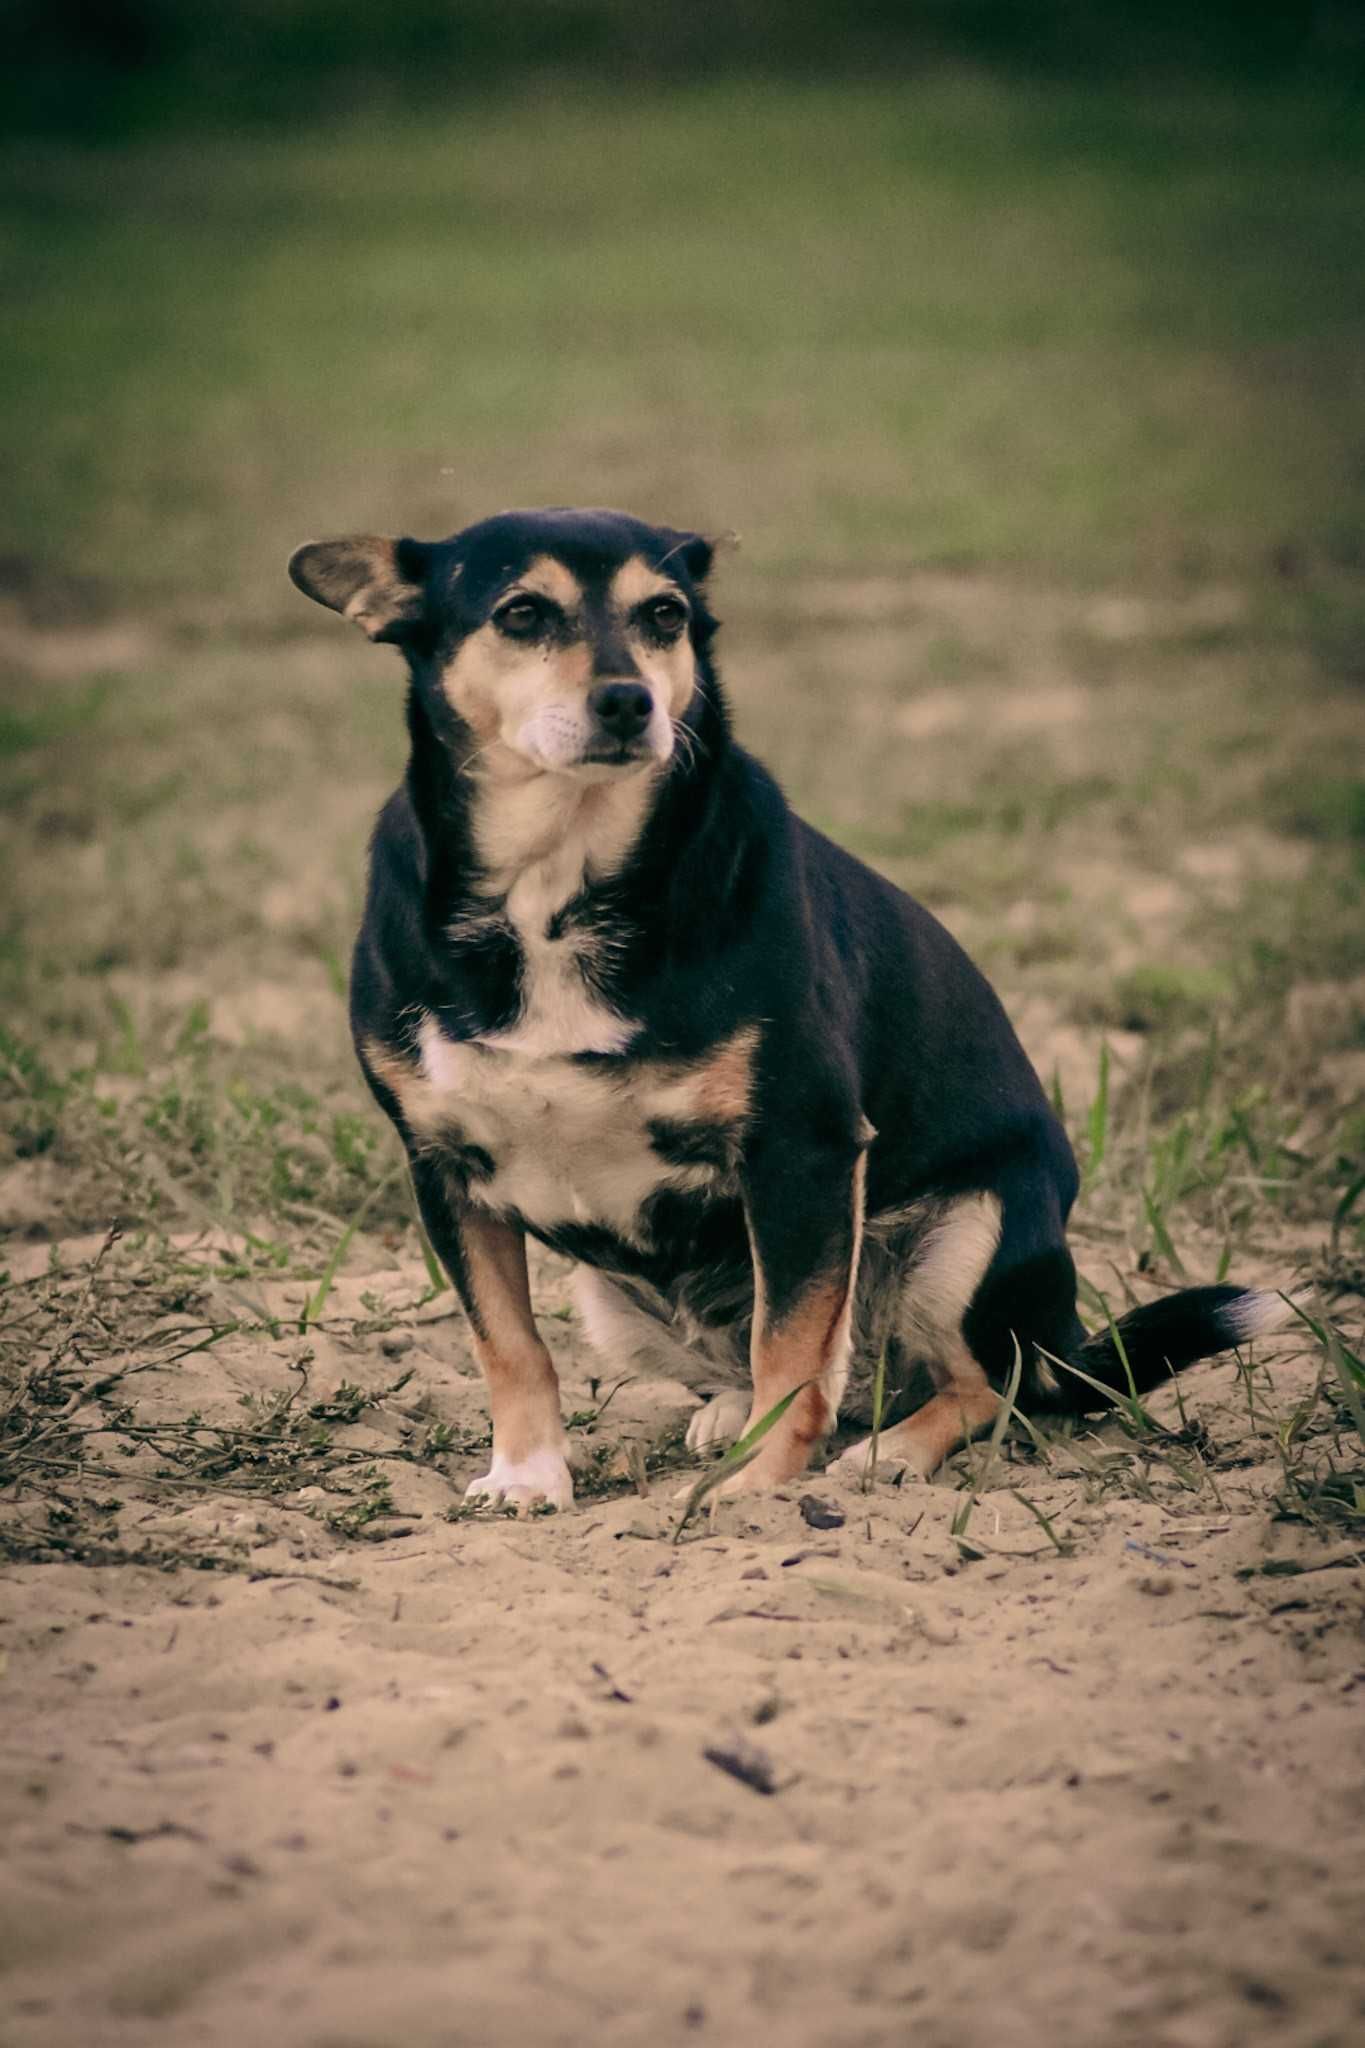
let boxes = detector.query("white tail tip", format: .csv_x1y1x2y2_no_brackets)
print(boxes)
1218,1290,1303,1346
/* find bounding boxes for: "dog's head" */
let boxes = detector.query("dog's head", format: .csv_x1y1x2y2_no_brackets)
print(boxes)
289,507,716,781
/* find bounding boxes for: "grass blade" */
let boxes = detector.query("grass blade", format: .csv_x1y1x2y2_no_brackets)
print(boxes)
1283,1299,1365,1448
673,1381,812,1543
863,1343,889,1494
409,1186,449,1295
1076,1272,1112,1321
952,1335,1024,1539
1331,1330,1365,1398
1044,1346,1155,1434
1141,1184,1187,1279
1331,1169,1365,1255
1098,1292,1143,1409
1007,1488,1071,1555
302,1167,403,1328
1083,1039,1110,1192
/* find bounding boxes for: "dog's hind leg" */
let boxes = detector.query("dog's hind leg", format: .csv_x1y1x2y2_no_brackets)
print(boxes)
572,1266,699,1379
828,1191,1003,1484
574,1267,751,1450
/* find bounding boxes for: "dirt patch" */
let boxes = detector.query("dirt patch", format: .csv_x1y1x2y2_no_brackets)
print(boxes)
2,1225,1363,2048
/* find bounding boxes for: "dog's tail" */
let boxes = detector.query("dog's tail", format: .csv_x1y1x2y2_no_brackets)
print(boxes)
1039,1284,1297,1411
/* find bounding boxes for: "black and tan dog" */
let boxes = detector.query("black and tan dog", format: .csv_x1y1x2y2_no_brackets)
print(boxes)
289,507,1288,1511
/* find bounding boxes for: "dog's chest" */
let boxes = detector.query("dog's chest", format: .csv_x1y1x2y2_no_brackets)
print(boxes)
415,1015,735,1240
464,852,630,1061
384,823,754,1242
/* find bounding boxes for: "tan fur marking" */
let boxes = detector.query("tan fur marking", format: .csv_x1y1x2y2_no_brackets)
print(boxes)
901,1192,1003,1362
830,1193,1004,1485
722,1148,867,1493
515,556,586,608
458,1210,565,1463
753,1276,847,1448
360,1036,412,1099
608,556,699,719
686,1026,759,1126
867,1379,1000,1481
469,764,657,900
362,1036,429,1127
360,1036,452,1142
441,634,593,747
608,558,680,609
438,556,591,747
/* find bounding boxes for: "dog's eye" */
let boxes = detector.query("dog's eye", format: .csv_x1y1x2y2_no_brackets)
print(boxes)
644,597,687,637
494,598,543,639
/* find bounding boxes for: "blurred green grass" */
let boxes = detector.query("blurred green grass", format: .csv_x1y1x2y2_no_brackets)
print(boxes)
1,74,1362,1268
4,75,1364,607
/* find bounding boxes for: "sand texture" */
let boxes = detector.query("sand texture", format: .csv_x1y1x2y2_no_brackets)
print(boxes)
2,1233,1363,2048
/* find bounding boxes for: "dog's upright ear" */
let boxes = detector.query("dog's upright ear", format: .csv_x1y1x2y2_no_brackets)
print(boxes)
288,536,431,644
655,528,716,588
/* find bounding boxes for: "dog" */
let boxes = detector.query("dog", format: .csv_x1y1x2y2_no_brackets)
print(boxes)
289,506,1290,1511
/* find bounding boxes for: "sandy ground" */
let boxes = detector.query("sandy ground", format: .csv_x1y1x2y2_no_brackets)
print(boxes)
3,1229,1364,2048
2,572,1363,2046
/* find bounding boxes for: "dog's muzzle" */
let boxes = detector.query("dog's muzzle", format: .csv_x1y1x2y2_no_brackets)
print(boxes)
589,681,652,741
581,680,657,765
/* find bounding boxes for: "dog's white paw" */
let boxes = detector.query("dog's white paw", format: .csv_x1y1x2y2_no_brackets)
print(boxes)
464,1447,574,1513
685,1389,751,1454
827,1436,917,1485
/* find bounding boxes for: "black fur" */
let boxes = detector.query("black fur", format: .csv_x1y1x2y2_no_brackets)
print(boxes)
312,507,1273,1429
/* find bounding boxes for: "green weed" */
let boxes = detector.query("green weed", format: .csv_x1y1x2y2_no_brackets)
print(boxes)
673,1384,812,1543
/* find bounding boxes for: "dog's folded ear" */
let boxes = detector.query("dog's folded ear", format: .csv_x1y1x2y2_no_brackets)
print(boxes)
288,536,430,643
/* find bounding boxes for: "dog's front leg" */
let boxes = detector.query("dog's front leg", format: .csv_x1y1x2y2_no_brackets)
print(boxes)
409,1157,573,1511
718,1135,868,1496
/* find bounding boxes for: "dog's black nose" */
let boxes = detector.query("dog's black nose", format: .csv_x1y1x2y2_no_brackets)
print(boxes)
589,681,653,741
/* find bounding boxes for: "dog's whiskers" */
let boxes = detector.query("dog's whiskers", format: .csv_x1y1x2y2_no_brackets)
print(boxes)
671,718,707,772
456,736,506,781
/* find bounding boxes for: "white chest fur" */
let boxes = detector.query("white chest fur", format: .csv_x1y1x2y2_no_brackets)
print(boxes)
364,770,755,1241
460,769,651,1061
414,1013,734,1240
466,852,631,1060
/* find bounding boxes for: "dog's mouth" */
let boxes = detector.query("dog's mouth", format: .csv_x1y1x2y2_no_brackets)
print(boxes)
576,741,655,769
